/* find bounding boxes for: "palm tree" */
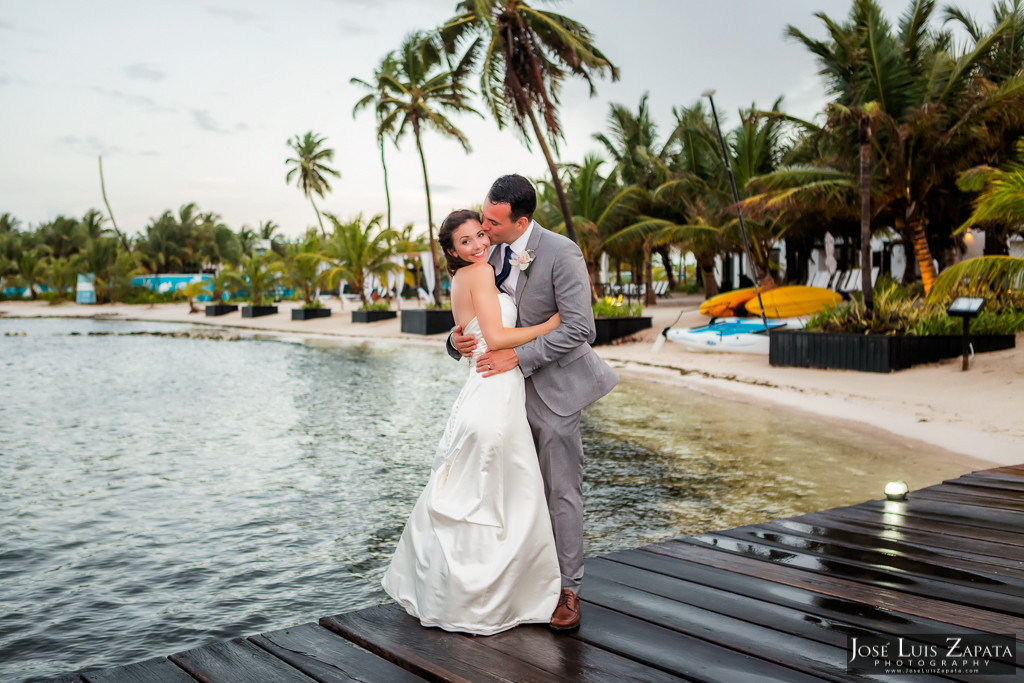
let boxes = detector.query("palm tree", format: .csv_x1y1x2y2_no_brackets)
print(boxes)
956,138,1024,251
372,31,479,305
352,54,400,229
16,248,47,300
322,213,402,308
781,0,1024,294
282,233,328,307
230,253,282,307
45,255,83,301
180,280,205,314
202,267,239,306
285,131,340,238
536,156,639,301
443,0,619,243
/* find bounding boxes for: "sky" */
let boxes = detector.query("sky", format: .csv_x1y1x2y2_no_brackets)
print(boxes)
0,0,999,238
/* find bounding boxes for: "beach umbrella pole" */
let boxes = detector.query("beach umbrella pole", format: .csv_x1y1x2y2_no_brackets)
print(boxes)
702,90,770,330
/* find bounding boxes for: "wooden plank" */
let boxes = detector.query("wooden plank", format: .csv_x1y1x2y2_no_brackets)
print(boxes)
823,504,1024,551
911,487,1024,513
589,556,1020,677
860,499,1024,538
571,601,828,683
581,572,905,682
753,518,1024,580
40,677,85,683
948,473,1024,493
784,511,1024,570
249,622,424,683
643,541,1024,636
473,618,686,682
915,482,1024,507
962,471,1024,488
82,657,197,683
692,530,1024,614
321,603,564,683
169,637,315,683
992,465,1024,476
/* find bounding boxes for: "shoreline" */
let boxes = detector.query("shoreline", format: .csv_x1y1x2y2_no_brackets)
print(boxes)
3,297,1020,468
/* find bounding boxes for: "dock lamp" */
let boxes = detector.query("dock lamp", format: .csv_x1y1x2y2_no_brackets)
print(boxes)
884,481,909,501
946,296,986,371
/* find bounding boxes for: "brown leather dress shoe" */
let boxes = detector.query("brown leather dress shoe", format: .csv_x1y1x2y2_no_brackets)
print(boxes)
549,589,581,631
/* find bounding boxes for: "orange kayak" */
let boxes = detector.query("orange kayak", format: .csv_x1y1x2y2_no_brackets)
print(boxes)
699,287,758,317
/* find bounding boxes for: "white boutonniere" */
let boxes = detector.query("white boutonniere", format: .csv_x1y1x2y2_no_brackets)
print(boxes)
512,249,535,273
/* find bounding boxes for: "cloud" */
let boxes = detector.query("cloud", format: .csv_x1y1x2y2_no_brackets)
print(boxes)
339,20,373,36
124,63,166,82
0,20,14,31
192,109,247,134
0,74,9,86
91,86,174,113
57,135,121,157
207,7,259,24
139,150,160,157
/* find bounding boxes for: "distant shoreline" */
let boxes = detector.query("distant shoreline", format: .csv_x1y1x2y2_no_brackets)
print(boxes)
3,298,1021,467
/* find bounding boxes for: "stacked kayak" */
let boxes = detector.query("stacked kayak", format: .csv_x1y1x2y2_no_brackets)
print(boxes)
745,286,841,318
699,287,758,317
665,317,795,354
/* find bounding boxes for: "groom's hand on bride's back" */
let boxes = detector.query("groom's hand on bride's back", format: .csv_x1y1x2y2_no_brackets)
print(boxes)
452,325,478,358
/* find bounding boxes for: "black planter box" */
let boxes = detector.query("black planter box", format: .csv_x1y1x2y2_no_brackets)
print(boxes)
241,305,278,318
352,310,397,323
205,304,238,317
770,330,1016,373
292,307,332,321
594,316,652,345
401,309,455,335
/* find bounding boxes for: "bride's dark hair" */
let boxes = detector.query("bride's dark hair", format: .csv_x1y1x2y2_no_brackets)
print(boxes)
438,209,484,276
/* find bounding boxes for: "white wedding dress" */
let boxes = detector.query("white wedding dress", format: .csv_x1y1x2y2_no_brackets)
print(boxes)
382,293,561,635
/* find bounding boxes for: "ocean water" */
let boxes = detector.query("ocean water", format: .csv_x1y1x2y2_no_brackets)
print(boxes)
0,317,969,681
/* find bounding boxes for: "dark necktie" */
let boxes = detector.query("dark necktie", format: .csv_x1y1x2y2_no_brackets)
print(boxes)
494,246,514,290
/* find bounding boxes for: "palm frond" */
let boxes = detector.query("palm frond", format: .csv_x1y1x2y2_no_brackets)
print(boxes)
928,256,1024,300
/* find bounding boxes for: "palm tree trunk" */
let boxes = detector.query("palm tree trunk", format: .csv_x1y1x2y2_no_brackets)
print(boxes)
522,105,576,244
657,246,675,289
413,120,442,306
697,253,719,298
380,135,392,229
859,115,873,308
644,240,655,306
311,196,327,239
907,208,937,294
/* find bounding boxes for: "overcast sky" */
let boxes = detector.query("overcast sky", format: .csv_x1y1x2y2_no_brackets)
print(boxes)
0,0,998,238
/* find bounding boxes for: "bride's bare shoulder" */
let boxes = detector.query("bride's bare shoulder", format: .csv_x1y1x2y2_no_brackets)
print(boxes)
455,262,495,286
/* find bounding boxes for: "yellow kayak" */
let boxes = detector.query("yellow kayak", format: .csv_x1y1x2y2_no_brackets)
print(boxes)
745,286,842,318
700,287,757,317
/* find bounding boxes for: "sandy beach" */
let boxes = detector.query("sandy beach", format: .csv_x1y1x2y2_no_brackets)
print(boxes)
3,296,1020,468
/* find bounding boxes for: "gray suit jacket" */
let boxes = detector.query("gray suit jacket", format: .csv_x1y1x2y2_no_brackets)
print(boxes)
448,222,619,416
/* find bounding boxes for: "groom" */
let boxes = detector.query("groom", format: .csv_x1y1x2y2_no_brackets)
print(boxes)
448,174,619,631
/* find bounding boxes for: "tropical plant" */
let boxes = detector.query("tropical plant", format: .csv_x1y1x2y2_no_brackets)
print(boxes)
956,138,1024,252
593,295,643,318
202,267,239,305
927,255,1024,304
368,31,479,305
15,248,47,300
282,234,328,307
443,0,619,243
180,280,206,314
285,131,340,238
321,213,402,308
45,255,83,302
230,253,282,307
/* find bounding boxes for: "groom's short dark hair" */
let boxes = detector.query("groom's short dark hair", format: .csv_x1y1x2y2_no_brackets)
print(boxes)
487,174,536,222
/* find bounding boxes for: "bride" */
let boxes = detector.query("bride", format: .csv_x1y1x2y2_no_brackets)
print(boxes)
381,208,561,635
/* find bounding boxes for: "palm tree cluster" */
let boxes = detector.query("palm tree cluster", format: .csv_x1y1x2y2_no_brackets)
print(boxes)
0,206,425,308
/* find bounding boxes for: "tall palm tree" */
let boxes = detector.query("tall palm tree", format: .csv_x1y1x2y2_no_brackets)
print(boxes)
780,0,1024,294
285,131,340,238
322,213,402,308
352,54,400,229
372,31,479,305
443,0,619,243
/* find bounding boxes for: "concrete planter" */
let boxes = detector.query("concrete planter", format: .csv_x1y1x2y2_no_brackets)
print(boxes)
241,305,278,318
769,330,1016,373
401,309,455,335
352,310,397,323
594,316,652,345
205,304,238,317
292,308,332,321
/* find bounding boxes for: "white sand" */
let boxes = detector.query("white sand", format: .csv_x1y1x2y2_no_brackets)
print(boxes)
3,296,1020,467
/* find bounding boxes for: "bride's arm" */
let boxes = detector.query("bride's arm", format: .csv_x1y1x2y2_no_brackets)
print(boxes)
463,264,559,350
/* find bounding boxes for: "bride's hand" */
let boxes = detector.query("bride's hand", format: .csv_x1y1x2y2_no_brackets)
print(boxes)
543,312,560,333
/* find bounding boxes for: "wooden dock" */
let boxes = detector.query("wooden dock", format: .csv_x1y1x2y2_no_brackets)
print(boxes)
53,465,1024,682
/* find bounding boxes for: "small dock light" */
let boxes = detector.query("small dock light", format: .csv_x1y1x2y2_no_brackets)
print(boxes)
884,481,909,501
946,296,986,371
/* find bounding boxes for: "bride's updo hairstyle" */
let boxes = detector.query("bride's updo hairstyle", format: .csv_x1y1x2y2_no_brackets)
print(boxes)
439,209,484,276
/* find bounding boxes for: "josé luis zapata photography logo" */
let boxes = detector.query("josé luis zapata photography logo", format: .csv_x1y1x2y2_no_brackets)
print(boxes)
848,633,1017,676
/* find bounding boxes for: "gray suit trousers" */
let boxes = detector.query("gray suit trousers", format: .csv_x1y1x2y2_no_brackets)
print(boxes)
525,378,584,593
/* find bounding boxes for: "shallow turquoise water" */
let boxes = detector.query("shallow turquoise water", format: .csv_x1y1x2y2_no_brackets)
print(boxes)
0,317,965,681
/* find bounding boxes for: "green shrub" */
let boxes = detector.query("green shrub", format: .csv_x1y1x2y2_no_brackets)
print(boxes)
427,300,451,311
359,300,391,312
593,296,643,318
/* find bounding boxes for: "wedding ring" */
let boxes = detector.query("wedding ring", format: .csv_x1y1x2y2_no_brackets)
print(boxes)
488,364,492,370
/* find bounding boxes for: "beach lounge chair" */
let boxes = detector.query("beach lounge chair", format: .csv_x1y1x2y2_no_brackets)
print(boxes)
653,280,670,298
